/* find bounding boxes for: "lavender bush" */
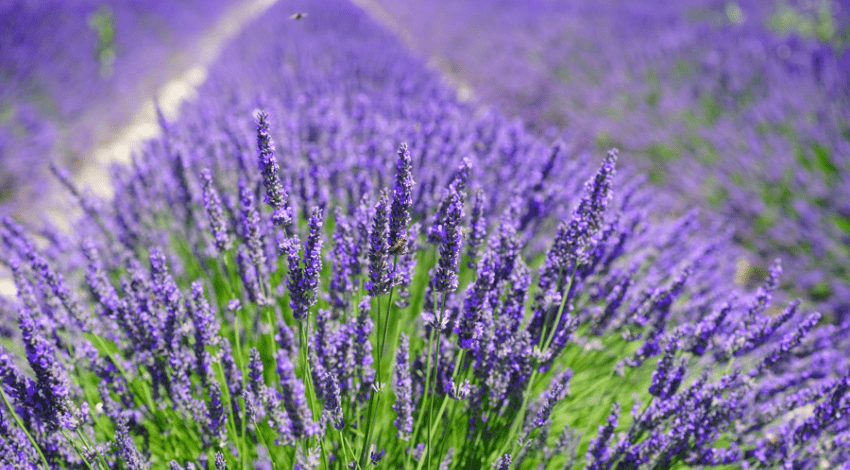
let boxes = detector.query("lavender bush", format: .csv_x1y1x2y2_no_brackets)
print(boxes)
1,0,849,469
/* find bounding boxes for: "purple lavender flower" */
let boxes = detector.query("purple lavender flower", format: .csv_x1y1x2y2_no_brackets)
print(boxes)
427,158,472,243
328,208,358,312
586,402,620,470
392,333,413,440
256,110,292,226
389,143,415,255
532,368,572,427
496,453,511,470
215,451,226,470
456,248,496,349
756,312,822,373
649,336,685,399
239,179,267,274
189,281,218,385
285,207,324,320
201,168,231,252
366,190,392,297
275,350,315,440
434,188,464,293
370,448,385,465
465,188,487,269
321,370,344,430
18,302,75,430
688,301,733,356
207,381,228,444
116,413,147,469
246,348,266,424
353,296,375,395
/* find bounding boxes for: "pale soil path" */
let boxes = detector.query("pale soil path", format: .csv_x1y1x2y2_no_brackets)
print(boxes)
0,0,281,297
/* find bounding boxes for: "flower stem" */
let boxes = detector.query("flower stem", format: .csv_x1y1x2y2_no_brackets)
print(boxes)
358,296,383,469
0,387,51,470
425,293,448,470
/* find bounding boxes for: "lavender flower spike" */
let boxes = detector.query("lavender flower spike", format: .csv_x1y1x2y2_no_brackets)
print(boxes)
366,190,392,297
496,453,511,470
322,370,344,431
389,143,415,255
393,333,413,440
465,188,487,269
256,110,292,226
201,168,231,252
586,402,620,470
553,149,617,268
116,413,148,470
275,350,315,439
286,207,324,320
19,302,75,430
434,188,464,293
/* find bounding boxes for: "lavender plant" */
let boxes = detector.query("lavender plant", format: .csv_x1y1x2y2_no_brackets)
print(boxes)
0,0,848,469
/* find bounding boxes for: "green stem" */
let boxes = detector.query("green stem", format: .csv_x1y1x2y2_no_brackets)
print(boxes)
215,362,247,470
540,265,578,353
429,350,467,470
60,428,97,470
76,428,110,470
358,297,383,469
377,256,400,372
403,326,436,470
425,293,447,470
0,387,51,470
299,322,328,470
490,268,578,464
253,418,278,470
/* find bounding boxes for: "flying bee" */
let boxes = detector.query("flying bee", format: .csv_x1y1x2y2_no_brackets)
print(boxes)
289,12,307,20
389,236,407,255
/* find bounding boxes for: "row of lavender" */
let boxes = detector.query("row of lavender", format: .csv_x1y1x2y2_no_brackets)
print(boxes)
0,0,236,205
1,0,849,468
371,0,850,322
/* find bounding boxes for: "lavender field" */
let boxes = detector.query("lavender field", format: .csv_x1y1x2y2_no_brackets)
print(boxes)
0,0,848,469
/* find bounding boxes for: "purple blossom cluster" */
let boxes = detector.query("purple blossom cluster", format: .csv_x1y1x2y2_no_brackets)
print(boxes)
0,0,848,469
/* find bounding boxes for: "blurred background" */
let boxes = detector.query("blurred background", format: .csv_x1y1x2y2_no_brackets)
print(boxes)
1,0,848,320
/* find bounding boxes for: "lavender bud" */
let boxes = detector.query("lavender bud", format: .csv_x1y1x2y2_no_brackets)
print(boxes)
389,143,415,255
116,413,148,469
201,168,231,252
256,111,292,226
434,189,464,293
393,333,413,440
322,370,344,430
370,448,385,465
465,188,487,269
496,453,511,470
366,191,392,297
207,381,228,445
275,350,315,439
285,207,324,320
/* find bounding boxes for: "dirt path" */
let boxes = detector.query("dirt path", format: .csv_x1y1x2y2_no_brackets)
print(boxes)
76,0,281,197
0,0,281,298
